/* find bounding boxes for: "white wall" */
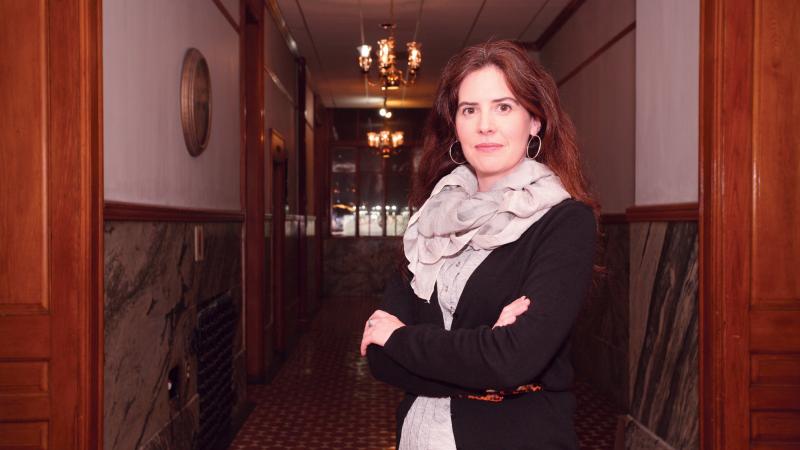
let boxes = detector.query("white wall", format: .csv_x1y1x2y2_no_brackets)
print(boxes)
539,0,635,82
104,0,241,210
538,0,636,214
220,0,239,25
557,33,636,214
635,0,699,205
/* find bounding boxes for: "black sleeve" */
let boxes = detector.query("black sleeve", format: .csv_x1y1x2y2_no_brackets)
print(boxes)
381,203,597,391
366,271,473,397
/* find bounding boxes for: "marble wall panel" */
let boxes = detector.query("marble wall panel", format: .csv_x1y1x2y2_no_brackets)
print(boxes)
140,397,199,450
104,221,245,450
629,222,668,393
627,221,698,450
620,415,677,450
573,222,630,409
322,238,403,297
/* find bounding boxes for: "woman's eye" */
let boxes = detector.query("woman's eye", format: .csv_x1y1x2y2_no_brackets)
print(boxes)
462,107,475,115
498,103,512,112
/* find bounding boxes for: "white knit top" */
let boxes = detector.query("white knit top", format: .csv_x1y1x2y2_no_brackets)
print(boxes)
398,245,493,450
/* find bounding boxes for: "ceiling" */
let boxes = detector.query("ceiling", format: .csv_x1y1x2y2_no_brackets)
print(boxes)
275,0,570,109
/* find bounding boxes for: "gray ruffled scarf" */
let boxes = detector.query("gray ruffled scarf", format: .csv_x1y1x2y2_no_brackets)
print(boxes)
403,158,571,301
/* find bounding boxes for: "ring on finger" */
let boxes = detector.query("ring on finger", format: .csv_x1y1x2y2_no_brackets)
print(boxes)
367,319,374,328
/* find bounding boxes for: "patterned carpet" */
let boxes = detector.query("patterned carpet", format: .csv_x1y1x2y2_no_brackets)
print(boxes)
573,382,620,450
229,297,619,450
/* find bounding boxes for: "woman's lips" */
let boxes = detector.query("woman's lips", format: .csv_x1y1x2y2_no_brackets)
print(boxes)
474,143,503,152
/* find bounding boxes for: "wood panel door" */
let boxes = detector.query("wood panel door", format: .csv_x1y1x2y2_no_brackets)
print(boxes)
0,0,102,448
700,0,800,448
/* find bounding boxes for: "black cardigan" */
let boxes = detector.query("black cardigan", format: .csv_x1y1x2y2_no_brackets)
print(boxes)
366,199,597,450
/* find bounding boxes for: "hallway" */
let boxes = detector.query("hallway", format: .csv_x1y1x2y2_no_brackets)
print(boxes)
13,1,800,449
229,297,619,450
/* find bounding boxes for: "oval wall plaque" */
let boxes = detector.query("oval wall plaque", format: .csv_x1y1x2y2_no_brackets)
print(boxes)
180,48,212,157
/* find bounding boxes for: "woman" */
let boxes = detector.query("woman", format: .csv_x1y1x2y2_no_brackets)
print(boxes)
360,40,598,450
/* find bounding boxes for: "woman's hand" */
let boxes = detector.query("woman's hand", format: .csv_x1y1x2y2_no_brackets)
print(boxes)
360,309,405,356
493,296,531,329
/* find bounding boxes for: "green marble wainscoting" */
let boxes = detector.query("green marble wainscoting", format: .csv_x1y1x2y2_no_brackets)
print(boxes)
104,221,246,450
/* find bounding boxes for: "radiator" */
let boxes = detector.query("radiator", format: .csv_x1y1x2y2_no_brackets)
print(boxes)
196,293,236,449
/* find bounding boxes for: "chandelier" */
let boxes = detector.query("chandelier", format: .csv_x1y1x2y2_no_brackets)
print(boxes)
367,129,404,159
356,1,422,91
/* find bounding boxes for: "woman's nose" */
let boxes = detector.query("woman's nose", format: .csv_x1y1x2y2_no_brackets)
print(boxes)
478,111,495,134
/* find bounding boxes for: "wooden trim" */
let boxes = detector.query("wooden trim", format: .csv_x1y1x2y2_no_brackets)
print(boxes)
599,204,701,225
48,0,103,445
239,0,247,211
699,0,754,448
297,58,309,326
92,0,105,445
265,65,296,105
599,213,628,225
625,202,699,222
263,0,301,59
213,0,240,33
104,201,245,222
557,22,636,87
242,0,267,382
534,0,586,50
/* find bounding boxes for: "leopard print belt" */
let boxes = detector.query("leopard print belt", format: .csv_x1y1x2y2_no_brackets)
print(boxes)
455,383,543,403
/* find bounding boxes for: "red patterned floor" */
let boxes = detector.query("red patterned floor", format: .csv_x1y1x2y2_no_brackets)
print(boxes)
574,382,620,450
229,297,619,450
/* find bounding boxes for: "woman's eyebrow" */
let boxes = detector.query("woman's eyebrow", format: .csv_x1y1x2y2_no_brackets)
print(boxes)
457,97,519,108
492,97,519,104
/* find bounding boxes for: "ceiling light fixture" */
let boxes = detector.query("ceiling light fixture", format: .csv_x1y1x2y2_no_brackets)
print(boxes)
367,129,404,159
356,0,422,92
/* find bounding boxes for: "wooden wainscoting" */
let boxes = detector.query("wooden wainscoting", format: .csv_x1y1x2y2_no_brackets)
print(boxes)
104,201,245,222
599,203,700,224
626,203,699,222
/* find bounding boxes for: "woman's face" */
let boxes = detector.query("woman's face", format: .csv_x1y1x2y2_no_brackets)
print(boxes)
455,65,541,191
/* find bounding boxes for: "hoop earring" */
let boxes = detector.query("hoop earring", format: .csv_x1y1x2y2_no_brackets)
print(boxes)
526,135,542,160
449,141,466,165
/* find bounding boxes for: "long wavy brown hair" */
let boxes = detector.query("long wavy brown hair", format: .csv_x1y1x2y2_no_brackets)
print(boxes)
410,40,598,218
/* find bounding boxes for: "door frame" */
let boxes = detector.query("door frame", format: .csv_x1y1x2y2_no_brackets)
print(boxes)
54,0,104,446
242,0,267,383
699,0,754,448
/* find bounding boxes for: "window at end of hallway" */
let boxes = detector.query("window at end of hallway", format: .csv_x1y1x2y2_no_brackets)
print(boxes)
330,146,418,237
